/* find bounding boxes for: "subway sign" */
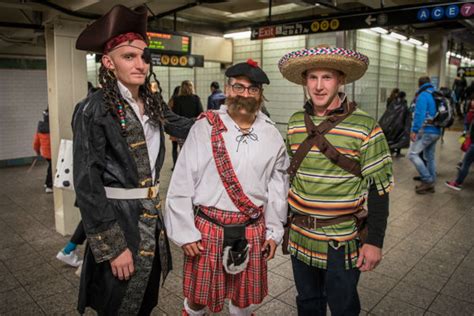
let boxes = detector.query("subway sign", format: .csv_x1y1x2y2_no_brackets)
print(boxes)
151,52,204,68
251,1,473,40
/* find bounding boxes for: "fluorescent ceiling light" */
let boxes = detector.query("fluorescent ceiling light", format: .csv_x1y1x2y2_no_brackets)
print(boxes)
456,54,462,58
382,34,398,42
389,31,407,41
224,31,251,39
370,27,388,34
408,38,423,46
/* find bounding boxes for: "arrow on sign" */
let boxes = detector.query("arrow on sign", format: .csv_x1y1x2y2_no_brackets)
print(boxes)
458,68,466,76
365,15,376,26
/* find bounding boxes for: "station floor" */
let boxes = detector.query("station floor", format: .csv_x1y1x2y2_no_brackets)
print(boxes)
0,131,473,315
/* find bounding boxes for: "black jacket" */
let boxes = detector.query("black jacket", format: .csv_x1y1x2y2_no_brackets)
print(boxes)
172,94,203,118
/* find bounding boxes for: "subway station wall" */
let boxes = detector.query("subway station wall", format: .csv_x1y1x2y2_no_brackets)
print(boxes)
0,68,48,161
1,29,465,162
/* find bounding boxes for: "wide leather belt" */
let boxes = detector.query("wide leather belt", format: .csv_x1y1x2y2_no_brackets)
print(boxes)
292,213,356,231
104,183,160,200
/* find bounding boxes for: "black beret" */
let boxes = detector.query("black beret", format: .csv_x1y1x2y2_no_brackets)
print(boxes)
225,59,270,85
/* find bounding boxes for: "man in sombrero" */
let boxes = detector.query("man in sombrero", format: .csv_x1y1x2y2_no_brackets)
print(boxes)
279,45,393,315
73,5,193,315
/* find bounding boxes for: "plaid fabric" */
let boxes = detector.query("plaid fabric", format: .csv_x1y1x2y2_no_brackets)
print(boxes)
183,207,267,312
198,111,262,219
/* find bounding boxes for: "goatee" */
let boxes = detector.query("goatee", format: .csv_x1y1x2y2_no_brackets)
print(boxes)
227,95,260,114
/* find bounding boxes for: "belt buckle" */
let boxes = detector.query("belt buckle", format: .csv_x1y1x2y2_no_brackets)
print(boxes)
311,217,318,231
147,186,158,199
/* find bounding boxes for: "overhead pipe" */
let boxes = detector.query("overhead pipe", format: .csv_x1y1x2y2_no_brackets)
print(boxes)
148,2,199,21
29,0,100,20
0,21,44,30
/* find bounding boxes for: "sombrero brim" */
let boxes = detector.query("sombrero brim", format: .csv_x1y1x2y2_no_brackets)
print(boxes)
279,49,369,85
76,5,148,54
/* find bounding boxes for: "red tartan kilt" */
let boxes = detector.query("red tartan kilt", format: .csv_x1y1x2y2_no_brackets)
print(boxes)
183,207,268,312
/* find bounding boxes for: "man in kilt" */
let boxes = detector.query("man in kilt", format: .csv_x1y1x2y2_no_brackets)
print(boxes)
164,59,289,315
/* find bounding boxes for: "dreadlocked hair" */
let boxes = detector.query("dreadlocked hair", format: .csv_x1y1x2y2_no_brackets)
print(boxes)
139,64,166,124
98,64,128,135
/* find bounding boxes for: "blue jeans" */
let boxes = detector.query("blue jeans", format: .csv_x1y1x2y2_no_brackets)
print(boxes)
408,132,440,183
291,246,361,316
456,144,474,184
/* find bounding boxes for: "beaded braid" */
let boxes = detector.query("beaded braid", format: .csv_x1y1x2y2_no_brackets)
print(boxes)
139,64,166,124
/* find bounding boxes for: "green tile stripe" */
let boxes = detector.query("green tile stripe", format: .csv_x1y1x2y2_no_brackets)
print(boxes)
0,58,46,70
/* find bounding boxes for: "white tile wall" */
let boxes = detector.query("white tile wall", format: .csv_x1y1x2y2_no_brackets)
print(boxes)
0,69,48,160
355,30,380,117
352,30,429,118
82,32,431,135
195,61,225,110
261,36,306,132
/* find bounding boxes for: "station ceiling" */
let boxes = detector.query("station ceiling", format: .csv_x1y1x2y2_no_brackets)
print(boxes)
0,0,472,57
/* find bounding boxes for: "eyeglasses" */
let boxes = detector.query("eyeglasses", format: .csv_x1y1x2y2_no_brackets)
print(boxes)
230,83,261,95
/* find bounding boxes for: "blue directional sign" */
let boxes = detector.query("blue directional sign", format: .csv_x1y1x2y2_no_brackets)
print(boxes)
417,8,430,22
251,1,473,40
446,5,460,18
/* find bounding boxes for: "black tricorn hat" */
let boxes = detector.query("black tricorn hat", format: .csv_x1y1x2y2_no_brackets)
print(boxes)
225,59,270,85
76,5,148,54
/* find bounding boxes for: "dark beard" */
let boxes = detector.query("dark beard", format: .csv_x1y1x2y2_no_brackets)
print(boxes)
227,95,260,114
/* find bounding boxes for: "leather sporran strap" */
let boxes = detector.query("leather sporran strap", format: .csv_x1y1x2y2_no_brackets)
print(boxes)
287,101,362,179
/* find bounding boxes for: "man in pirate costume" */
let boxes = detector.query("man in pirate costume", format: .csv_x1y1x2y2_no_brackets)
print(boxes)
279,46,393,315
73,5,193,315
164,60,289,316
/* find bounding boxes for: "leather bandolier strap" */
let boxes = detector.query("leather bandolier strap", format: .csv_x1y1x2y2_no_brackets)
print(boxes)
286,100,362,179
282,101,367,255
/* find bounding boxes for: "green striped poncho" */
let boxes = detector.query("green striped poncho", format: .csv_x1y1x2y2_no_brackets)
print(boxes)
286,105,393,269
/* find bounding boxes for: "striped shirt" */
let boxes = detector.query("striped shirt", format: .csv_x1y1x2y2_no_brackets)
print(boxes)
286,101,393,269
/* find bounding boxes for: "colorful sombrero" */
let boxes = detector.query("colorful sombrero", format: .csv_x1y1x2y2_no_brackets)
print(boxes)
278,46,369,85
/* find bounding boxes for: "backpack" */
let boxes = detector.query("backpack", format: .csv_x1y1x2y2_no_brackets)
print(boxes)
427,90,454,128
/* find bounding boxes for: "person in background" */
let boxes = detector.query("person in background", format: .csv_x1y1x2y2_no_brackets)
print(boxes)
168,86,181,169
408,76,441,194
207,81,225,110
452,75,467,118
56,222,85,269
445,118,474,191
33,108,52,193
379,91,411,157
386,88,399,109
171,80,204,154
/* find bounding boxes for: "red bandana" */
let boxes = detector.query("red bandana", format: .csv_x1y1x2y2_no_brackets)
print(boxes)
103,32,145,54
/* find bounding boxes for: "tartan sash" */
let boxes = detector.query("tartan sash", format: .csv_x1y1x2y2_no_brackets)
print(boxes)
198,111,262,219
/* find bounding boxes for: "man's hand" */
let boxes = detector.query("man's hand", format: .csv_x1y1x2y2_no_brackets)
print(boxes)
410,132,417,142
356,244,382,272
261,239,277,261
182,241,204,257
110,248,134,281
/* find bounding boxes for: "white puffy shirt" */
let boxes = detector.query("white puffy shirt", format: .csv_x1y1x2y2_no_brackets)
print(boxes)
164,106,289,247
